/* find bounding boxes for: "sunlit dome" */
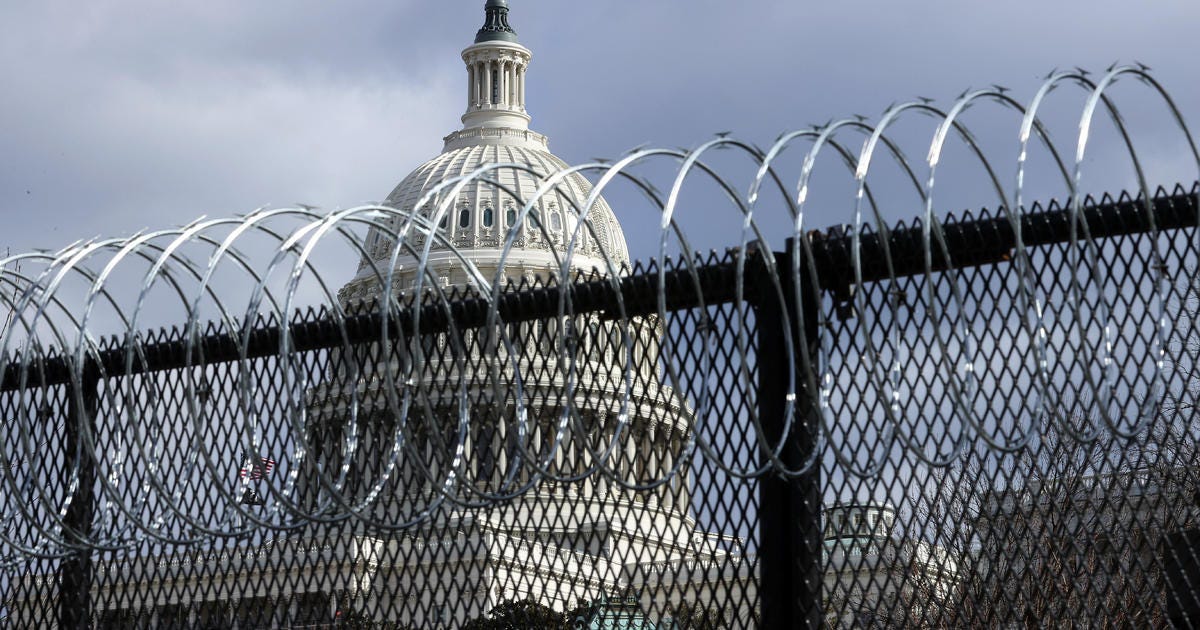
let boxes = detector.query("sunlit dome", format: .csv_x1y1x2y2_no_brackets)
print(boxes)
340,1,628,302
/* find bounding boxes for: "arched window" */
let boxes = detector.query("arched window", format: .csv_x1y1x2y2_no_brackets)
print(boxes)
482,206,494,228
505,205,517,227
565,321,584,357
588,321,602,355
550,211,562,231
459,207,471,229
438,214,448,230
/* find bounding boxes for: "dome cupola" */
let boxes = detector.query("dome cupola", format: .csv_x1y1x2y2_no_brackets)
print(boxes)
459,0,532,131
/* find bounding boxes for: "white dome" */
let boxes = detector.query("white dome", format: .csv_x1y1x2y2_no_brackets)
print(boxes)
381,129,629,267
340,134,630,301
340,13,628,302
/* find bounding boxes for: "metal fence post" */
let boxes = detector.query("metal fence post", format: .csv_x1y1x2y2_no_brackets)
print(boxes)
756,238,822,629
59,365,99,629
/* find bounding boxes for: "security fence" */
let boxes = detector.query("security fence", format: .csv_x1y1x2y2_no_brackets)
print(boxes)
2,67,1200,628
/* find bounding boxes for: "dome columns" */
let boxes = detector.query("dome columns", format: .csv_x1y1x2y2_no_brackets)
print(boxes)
461,43,532,130
458,3,533,131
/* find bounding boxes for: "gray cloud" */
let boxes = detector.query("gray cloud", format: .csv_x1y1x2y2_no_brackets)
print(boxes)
1,0,1197,263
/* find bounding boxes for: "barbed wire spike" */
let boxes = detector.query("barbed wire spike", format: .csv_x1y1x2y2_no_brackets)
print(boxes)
0,65,1193,553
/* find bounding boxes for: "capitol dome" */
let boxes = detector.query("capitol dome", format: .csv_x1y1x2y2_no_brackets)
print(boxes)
340,0,628,303
298,6,748,626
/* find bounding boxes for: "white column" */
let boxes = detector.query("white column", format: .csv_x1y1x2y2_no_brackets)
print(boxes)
472,61,482,105
483,62,492,106
504,60,513,106
496,59,506,107
648,424,657,484
515,64,522,106
626,438,636,482
508,62,516,107
518,67,526,109
472,62,479,106
662,438,675,508
467,64,475,108
501,61,509,107
470,61,476,106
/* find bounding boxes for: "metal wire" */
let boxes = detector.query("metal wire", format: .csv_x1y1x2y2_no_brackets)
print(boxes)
0,66,1197,559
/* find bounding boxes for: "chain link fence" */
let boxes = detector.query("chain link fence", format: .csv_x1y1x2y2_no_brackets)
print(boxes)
2,67,1200,628
1,184,1196,628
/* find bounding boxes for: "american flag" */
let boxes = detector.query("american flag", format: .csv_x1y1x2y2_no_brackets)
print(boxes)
239,456,275,480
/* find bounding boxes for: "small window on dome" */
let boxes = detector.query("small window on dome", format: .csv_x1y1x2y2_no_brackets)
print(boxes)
438,214,448,230
459,207,471,229
505,205,517,227
550,211,562,231
482,206,494,228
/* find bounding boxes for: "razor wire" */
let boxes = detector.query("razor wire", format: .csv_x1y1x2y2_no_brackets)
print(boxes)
0,65,1197,555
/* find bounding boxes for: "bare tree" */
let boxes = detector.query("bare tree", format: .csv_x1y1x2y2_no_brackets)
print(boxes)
891,265,1199,628
907,405,1200,627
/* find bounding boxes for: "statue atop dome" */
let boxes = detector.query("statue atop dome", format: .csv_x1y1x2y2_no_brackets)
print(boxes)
476,0,518,44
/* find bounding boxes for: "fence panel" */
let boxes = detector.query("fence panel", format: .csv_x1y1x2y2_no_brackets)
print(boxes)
2,60,1199,626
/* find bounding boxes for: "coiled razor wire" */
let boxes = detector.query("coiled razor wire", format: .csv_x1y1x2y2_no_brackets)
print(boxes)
0,65,1197,555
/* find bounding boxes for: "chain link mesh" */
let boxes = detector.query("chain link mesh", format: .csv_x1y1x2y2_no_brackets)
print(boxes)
2,60,1200,627
1,184,1197,628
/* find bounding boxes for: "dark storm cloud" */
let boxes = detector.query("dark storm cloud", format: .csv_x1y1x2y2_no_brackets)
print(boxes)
1,0,1197,260
0,1,461,256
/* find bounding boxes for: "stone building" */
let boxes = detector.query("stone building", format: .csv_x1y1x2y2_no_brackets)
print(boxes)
4,3,754,628
970,465,1200,626
821,502,959,628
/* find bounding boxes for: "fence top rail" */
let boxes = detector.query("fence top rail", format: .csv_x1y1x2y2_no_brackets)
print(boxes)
0,182,1195,392
811,182,1198,300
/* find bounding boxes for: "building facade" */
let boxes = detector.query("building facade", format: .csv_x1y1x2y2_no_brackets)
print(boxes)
971,465,1200,627
6,3,753,628
822,502,959,628
301,1,753,626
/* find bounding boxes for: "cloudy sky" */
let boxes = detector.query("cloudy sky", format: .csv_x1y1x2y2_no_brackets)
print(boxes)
2,0,1198,266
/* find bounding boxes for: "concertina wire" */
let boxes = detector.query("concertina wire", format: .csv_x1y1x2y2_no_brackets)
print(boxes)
1,65,1198,555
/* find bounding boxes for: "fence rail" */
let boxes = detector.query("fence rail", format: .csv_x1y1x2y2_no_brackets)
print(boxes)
3,65,1200,628
5,183,1196,396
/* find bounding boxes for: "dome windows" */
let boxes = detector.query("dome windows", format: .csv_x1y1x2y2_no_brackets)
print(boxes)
418,204,447,232
377,152,630,266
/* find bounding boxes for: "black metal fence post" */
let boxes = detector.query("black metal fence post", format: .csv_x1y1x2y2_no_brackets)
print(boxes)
59,365,99,629
756,238,822,629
